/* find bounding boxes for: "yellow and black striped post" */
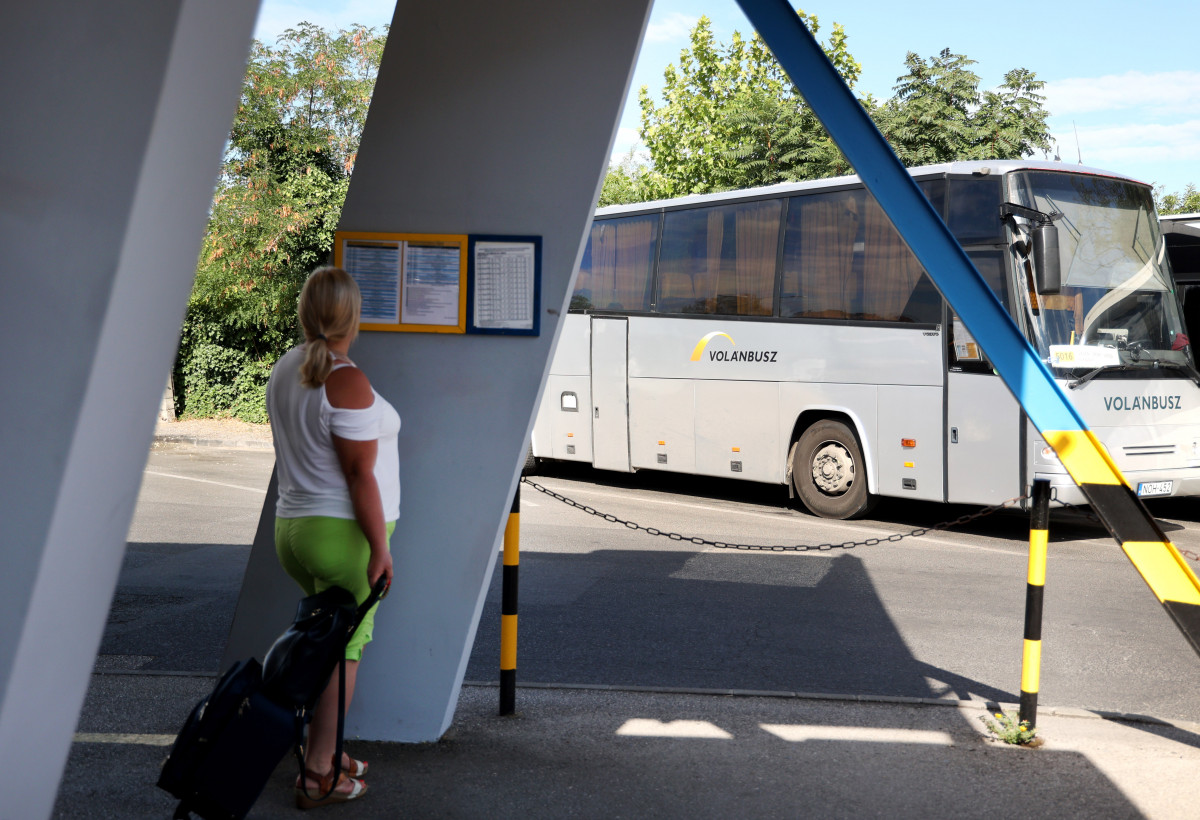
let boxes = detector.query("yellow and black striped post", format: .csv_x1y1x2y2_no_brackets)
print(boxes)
499,489,519,715
1020,479,1051,727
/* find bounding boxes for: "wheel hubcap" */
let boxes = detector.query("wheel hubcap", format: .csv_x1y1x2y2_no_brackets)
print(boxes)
811,442,854,495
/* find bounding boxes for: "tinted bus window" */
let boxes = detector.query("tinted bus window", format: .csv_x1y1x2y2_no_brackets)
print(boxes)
780,189,941,323
656,199,782,316
571,214,658,312
946,176,1003,244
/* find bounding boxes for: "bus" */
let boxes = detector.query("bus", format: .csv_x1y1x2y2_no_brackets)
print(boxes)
1161,212,1200,343
530,160,1200,519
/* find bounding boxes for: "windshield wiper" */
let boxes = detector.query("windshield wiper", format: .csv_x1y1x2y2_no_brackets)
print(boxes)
1156,361,1200,387
1068,364,1131,389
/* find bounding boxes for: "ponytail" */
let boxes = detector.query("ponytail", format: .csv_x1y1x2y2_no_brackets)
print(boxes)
297,267,361,388
299,334,334,388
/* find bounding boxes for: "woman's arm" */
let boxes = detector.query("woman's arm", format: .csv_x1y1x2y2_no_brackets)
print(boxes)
327,366,394,587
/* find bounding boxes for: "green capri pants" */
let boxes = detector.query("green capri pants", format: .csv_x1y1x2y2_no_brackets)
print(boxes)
275,516,396,661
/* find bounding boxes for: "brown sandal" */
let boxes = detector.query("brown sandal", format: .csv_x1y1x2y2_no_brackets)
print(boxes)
337,752,368,778
295,767,367,810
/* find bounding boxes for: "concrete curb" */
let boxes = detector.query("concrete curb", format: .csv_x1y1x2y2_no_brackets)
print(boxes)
152,435,272,450
460,679,1200,733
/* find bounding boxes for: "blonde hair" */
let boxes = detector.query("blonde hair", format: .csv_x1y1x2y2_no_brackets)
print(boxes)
298,266,361,387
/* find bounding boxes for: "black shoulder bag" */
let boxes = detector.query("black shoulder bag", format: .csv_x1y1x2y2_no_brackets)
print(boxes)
262,577,389,801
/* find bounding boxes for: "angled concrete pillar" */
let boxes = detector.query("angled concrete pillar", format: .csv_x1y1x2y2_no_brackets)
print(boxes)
224,0,653,740
0,2,258,816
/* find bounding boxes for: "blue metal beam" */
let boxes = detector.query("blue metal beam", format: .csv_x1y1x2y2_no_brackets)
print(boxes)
733,0,1083,436
733,0,1200,657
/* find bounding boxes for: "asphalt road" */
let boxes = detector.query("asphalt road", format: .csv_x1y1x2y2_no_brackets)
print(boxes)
110,446,1200,723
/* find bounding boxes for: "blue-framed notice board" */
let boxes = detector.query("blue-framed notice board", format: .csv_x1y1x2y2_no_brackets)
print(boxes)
466,235,541,336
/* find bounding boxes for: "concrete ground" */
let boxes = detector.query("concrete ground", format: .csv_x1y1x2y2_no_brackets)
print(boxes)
55,424,1200,819
60,674,1200,819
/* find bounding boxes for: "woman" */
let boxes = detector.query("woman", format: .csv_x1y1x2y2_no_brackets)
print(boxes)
266,266,400,809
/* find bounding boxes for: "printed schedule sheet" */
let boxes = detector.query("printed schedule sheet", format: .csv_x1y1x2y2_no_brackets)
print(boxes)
473,241,535,331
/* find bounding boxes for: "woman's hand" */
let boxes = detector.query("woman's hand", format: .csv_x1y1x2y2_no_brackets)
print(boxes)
368,548,394,588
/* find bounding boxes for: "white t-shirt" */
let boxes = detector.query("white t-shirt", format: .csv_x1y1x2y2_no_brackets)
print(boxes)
266,345,401,521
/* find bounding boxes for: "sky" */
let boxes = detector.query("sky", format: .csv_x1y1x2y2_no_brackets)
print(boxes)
254,0,1200,196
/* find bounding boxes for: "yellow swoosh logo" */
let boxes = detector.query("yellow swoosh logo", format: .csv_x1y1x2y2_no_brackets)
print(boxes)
690,331,735,361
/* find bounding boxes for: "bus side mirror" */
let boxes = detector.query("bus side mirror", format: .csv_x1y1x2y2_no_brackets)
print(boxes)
1033,222,1061,294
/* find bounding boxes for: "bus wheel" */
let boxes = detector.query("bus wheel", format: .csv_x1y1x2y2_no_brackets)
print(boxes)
792,420,873,519
522,445,538,476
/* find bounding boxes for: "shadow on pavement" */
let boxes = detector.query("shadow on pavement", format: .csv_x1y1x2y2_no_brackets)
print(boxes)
98,541,249,674
57,682,1150,820
468,549,1015,703
61,459,1179,819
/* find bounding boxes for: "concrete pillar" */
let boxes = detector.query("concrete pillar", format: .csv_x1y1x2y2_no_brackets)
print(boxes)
224,0,653,741
0,2,258,816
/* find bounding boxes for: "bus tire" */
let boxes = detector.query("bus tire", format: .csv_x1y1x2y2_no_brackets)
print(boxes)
522,445,538,476
792,420,874,519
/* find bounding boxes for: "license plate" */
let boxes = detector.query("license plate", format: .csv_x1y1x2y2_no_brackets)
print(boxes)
1137,480,1173,497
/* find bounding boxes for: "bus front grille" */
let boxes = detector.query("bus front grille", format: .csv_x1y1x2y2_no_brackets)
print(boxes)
1123,444,1177,457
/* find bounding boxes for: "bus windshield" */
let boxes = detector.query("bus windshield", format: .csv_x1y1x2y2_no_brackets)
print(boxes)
1013,171,1194,374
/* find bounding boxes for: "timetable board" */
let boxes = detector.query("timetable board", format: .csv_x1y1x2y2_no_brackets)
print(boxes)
334,231,541,335
467,235,541,336
334,232,468,334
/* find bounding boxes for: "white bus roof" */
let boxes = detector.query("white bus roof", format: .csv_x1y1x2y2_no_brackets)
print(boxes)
596,160,1148,218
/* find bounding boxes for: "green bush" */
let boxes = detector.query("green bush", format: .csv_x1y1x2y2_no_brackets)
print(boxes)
178,340,279,423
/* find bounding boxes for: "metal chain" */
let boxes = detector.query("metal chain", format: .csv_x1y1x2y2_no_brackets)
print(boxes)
520,479,1200,561
520,478,1025,553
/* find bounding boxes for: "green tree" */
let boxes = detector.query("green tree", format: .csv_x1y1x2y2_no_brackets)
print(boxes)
598,149,663,206
638,12,861,198
636,20,1052,203
1158,184,1200,214
178,23,386,421
875,50,1051,164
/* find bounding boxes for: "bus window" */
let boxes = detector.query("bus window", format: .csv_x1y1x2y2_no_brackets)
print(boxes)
967,249,1009,308
779,189,861,320
1184,283,1200,343
780,189,940,323
570,214,658,312
860,195,942,324
946,176,1004,245
917,177,947,219
656,199,782,316
950,250,1008,372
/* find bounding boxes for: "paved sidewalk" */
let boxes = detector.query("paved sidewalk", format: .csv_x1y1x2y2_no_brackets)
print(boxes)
108,427,1200,818
59,673,1200,819
154,418,274,450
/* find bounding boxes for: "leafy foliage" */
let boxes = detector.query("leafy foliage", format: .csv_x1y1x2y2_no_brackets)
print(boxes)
1158,184,1200,215
876,52,1051,164
637,12,860,198
176,23,385,420
618,15,1053,204
979,710,1041,746
598,149,662,207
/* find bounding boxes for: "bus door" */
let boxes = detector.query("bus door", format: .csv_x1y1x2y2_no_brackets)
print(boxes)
591,316,631,472
945,312,1022,504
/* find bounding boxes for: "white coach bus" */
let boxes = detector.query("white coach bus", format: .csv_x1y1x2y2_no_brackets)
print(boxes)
531,161,1200,518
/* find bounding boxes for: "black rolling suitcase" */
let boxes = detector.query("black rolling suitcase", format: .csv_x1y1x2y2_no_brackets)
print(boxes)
158,579,388,820
157,659,295,820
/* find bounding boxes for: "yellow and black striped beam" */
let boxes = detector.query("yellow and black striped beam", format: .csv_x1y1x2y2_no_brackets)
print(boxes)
499,489,519,715
1043,430,1200,654
736,0,1200,658
1020,480,1051,727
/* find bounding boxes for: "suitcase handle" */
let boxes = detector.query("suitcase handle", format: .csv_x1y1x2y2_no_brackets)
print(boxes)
353,576,390,626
